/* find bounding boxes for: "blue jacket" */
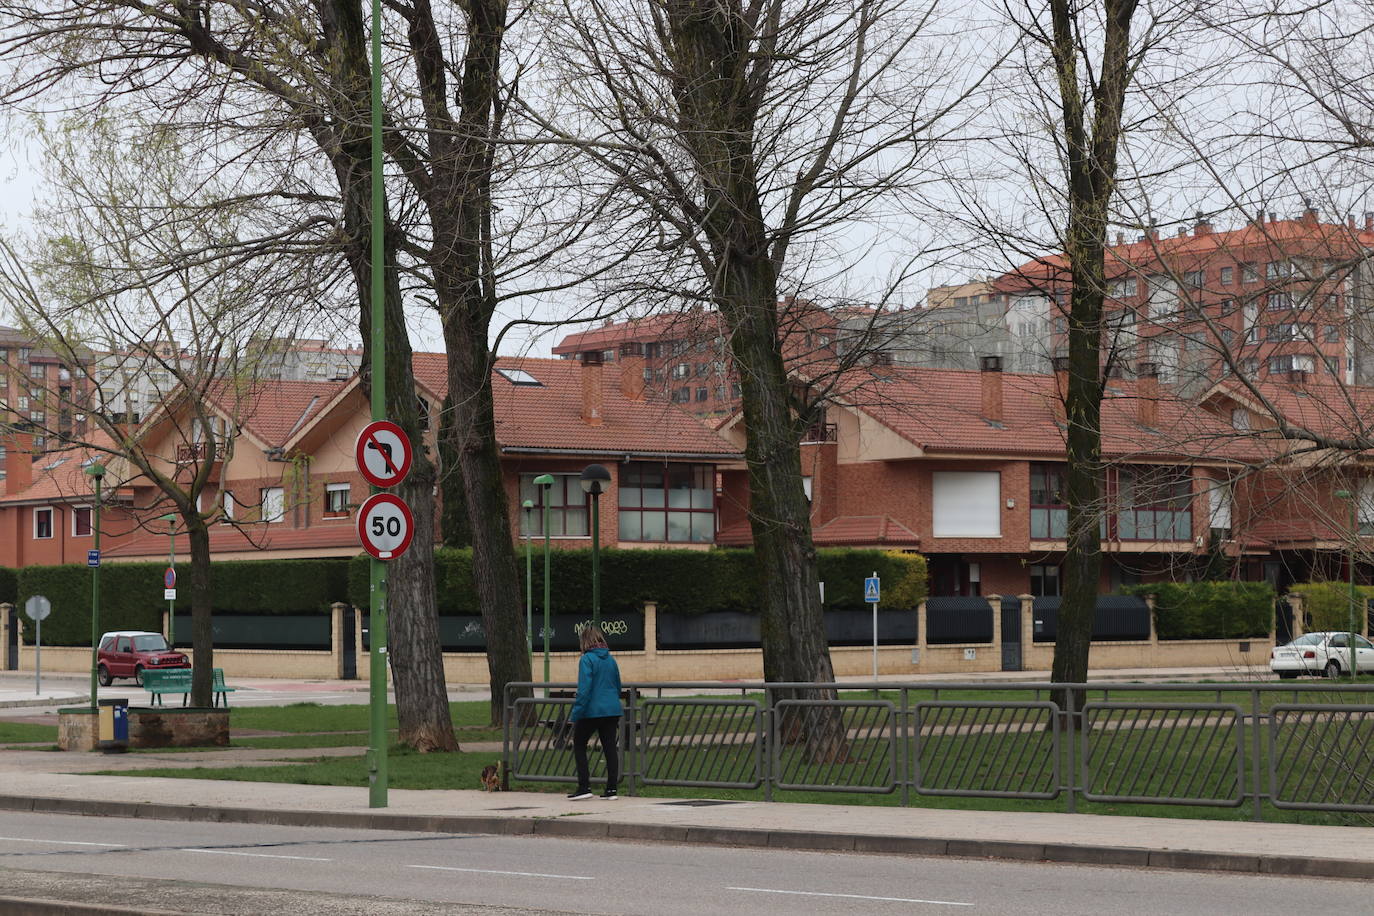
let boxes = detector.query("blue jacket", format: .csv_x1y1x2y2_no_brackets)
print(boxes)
570,647,622,722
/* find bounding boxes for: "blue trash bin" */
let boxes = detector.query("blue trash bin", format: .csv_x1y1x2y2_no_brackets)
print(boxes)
98,698,128,752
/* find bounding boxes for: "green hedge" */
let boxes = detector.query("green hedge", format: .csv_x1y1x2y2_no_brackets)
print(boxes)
1288,581,1374,632
348,548,928,616
1124,581,1275,639
17,558,350,647
0,566,16,605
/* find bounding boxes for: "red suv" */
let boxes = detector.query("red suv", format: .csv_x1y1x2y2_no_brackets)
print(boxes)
97,631,190,686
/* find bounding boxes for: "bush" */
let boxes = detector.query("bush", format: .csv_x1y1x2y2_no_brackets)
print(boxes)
1288,581,1374,632
18,557,351,647
349,547,928,616
1124,581,1274,640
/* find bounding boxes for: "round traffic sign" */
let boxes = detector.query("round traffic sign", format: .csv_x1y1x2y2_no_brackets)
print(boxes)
24,595,51,622
355,420,413,488
164,567,177,589
357,493,416,561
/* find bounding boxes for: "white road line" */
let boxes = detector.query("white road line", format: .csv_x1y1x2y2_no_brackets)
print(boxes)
409,864,594,880
727,886,973,906
180,848,332,862
0,836,125,848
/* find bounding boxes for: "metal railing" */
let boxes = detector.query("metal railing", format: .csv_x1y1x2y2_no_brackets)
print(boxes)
501,680,1374,822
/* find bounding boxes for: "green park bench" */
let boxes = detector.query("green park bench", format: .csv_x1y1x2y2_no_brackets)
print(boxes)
142,668,236,707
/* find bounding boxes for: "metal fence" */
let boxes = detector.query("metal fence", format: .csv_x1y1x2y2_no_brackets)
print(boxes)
501,680,1374,822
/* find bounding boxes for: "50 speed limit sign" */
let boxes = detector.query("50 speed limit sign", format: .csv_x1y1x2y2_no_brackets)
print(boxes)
357,493,415,561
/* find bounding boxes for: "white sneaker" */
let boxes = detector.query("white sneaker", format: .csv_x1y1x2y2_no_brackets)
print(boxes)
567,790,593,800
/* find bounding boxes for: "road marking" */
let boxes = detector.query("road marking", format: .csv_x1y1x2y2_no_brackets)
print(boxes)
0,836,125,848
727,886,973,906
409,864,594,880
181,848,332,862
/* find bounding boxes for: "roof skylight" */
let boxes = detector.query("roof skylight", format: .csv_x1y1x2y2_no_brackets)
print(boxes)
496,367,542,386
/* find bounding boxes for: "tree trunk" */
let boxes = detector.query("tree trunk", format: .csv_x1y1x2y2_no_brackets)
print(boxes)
187,518,214,707
328,0,457,752
438,392,473,548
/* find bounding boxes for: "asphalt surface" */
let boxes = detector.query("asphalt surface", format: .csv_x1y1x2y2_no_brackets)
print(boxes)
3,665,1372,914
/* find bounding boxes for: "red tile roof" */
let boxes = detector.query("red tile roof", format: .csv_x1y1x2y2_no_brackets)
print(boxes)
838,366,1259,462
412,354,741,458
202,379,346,446
0,432,134,506
1204,379,1374,446
553,311,725,354
717,514,920,548
999,217,1374,288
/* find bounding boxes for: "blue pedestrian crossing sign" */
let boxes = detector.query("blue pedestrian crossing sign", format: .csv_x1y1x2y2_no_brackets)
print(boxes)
864,575,880,604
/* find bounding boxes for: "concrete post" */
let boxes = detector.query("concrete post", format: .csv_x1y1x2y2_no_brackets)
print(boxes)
986,594,1002,669
355,606,367,681
916,599,927,667
1145,593,1159,665
1288,593,1305,639
1019,594,1035,657
0,603,12,671
330,602,348,678
642,601,657,663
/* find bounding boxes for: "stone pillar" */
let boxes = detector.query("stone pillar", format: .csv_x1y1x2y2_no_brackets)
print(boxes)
330,602,348,679
1019,594,1035,651
916,599,927,666
355,606,368,682
642,601,657,664
1145,593,1159,665
0,603,12,671
1286,593,1305,639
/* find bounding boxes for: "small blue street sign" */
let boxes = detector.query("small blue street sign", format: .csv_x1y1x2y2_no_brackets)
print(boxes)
87,550,100,568
864,576,880,603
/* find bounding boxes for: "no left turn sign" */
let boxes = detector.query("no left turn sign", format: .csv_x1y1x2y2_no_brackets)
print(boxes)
355,420,413,488
357,493,415,561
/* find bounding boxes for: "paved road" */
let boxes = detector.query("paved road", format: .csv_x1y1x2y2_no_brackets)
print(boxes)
0,810,1369,916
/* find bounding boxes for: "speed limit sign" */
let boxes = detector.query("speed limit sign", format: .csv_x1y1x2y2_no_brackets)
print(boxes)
357,493,415,561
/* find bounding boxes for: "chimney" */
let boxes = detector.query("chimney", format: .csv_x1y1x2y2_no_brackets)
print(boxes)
1052,355,1070,423
580,351,605,426
1268,211,1277,224
1349,215,1357,231
1289,368,1309,387
980,355,1003,423
1302,199,1318,226
1365,211,1373,232
1176,227,1188,238
619,354,646,401
2,430,35,496
1193,212,1211,236
1136,362,1159,429
1115,232,1125,246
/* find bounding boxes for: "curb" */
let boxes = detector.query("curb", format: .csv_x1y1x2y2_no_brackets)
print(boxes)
0,695,89,710
2,794,1370,881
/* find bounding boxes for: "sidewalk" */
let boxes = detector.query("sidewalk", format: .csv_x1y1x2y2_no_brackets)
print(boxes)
0,757,1369,881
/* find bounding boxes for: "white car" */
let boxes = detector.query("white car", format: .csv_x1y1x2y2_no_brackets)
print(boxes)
1270,631,1374,679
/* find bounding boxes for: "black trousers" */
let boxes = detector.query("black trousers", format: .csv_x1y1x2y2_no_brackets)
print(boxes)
572,715,620,792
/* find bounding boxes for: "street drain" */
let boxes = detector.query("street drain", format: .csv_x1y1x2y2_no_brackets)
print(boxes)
659,799,741,807
489,806,537,811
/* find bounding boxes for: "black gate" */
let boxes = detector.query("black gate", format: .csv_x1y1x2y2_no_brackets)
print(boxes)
1000,597,1022,671
341,606,357,679
1275,597,1295,646
5,608,17,670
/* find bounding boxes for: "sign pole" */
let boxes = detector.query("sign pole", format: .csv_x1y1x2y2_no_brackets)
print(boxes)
872,570,879,685
34,615,40,696
167,516,176,648
368,0,389,810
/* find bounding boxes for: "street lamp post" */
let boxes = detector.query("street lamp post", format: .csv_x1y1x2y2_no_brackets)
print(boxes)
533,474,555,694
522,499,534,654
1335,489,1359,681
579,464,611,628
162,513,176,648
85,463,105,712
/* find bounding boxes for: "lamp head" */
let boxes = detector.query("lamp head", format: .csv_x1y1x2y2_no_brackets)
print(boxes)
1337,489,1354,500
579,463,611,496
533,473,555,488
522,499,534,510
84,462,105,481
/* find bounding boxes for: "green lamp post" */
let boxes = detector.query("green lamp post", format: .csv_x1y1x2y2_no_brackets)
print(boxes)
533,474,555,694
162,513,176,648
579,464,611,628
522,498,534,654
1335,489,1359,681
85,462,105,712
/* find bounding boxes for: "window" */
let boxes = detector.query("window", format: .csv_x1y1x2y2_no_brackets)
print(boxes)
1183,269,1204,288
72,506,92,537
1241,262,1259,283
671,387,691,403
261,487,284,523
802,477,813,504
1220,266,1233,286
618,462,715,543
495,367,542,386
1030,564,1061,597
519,474,589,537
222,490,236,522
1244,303,1259,343
932,471,1001,537
1267,260,1291,280
1208,481,1232,535
29,364,43,378
1108,277,1139,298
1231,408,1250,430
1267,292,1291,310
324,483,351,518
1359,478,1374,535
1148,276,1177,320
33,507,53,539
1030,463,1067,539
416,396,430,432
695,387,708,402
1268,354,1315,374
1114,467,1192,541
1325,325,1341,343
671,363,690,379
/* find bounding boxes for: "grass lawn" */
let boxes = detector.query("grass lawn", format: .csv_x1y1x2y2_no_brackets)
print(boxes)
0,721,59,744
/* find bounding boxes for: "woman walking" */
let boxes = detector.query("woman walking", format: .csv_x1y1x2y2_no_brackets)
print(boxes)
567,625,623,800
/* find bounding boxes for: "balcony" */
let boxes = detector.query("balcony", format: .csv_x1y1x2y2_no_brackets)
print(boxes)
175,442,221,483
802,422,837,444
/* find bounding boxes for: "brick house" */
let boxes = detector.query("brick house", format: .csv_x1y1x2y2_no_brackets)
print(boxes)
716,358,1257,597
